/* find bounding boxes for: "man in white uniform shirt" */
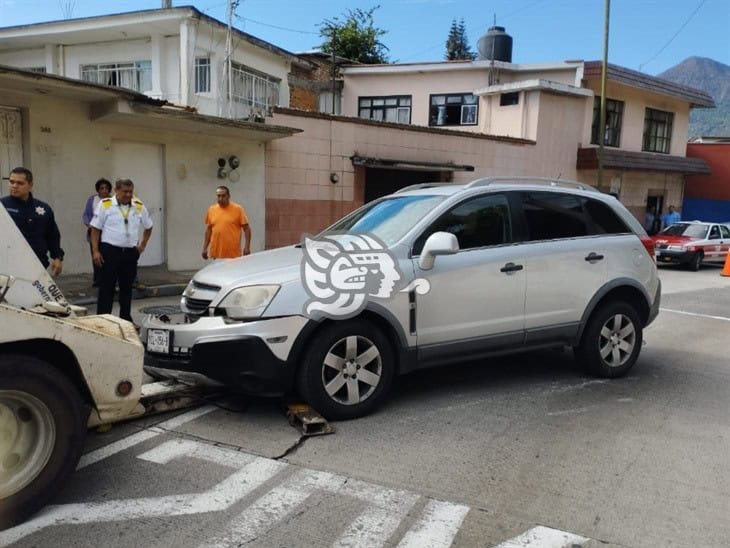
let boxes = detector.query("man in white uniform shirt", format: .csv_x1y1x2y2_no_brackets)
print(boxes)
90,178,153,322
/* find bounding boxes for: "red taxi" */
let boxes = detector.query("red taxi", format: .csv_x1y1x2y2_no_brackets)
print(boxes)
652,221,730,270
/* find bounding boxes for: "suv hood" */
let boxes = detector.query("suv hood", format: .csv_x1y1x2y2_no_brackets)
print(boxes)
195,246,304,288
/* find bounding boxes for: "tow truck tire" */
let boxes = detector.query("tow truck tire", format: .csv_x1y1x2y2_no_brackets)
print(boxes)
575,302,643,378
0,355,88,530
297,319,394,421
688,251,703,271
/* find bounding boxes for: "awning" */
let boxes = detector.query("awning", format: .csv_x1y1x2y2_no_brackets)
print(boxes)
91,100,302,141
351,155,474,172
576,147,711,175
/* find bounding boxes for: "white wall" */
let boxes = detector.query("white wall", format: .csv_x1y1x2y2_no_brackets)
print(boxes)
1,88,267,272
0,15,292,117
0,48,46,70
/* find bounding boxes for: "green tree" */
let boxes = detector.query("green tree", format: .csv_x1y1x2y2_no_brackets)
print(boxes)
318,6,389,64
445,18,476,61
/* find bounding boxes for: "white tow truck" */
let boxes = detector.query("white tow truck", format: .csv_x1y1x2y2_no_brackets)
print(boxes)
0,204,200,529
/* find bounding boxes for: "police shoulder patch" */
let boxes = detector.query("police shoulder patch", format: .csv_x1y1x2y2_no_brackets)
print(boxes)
101,198,113,209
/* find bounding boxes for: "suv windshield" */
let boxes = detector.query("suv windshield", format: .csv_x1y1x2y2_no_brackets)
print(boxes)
322,195,446,246
661,223,708,238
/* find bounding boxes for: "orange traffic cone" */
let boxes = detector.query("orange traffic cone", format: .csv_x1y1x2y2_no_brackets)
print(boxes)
722,251,730,277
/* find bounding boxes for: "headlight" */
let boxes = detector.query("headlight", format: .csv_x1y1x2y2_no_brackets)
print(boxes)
218,285,280,319
667,244,686,251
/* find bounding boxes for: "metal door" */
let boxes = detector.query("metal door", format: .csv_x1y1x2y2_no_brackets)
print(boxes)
111,140,165,265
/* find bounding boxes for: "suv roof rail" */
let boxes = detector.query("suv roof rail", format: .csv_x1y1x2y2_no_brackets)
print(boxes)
394,183,453,194
465,176,599,192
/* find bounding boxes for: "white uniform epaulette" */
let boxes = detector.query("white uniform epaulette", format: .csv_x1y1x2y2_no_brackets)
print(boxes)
101,197,113,209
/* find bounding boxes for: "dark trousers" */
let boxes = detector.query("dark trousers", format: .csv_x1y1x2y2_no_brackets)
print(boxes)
88,239,102,285
97,243,139,322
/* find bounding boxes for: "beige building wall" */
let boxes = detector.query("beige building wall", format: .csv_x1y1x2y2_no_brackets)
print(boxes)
577,169,685,223
581,80,690,156
265,106,587,248
1,89,266,273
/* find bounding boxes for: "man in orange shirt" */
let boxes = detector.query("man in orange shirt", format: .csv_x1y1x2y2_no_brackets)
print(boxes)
202,186,252,259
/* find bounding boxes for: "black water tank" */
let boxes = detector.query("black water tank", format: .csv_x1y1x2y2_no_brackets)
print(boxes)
477,26,513,62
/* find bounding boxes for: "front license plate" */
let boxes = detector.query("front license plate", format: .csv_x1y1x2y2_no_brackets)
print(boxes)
147,329,170,354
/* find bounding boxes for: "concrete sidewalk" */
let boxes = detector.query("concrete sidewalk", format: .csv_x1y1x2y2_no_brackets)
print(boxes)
57,265,196,305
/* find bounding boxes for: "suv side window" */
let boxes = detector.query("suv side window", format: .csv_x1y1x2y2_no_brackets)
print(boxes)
720,225,730,239
413,193,512,255
583,198,631,234
520,192,588,241
709,225,721,239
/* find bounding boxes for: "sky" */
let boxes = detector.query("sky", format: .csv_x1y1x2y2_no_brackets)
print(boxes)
0,0,728,76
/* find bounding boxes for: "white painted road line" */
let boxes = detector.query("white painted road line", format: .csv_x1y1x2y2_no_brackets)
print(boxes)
77,405,216,469
660,308,730,322
493,525,589,547
397,499,470,548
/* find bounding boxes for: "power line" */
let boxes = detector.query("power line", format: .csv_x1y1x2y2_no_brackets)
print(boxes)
638,0,707,72
235,14,319,35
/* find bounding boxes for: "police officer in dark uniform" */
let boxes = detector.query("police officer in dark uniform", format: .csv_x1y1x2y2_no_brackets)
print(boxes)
1,167,64,276
90,178,153,322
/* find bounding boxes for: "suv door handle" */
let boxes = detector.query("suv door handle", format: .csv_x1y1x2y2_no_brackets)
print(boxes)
584,253,604,262
500,262,524,273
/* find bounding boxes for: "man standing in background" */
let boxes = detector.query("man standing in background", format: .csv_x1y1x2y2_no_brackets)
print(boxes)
661,205,681,230
202,185,251,260
1,167,64,276
90,178,153,322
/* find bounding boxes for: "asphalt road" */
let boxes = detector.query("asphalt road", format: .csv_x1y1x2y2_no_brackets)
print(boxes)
3,264,729,548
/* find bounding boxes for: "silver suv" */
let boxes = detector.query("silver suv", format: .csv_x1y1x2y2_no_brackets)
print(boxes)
141,178,661,420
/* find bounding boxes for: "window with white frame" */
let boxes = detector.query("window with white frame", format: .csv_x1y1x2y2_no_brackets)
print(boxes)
642,107,673,154
229,62,280,113
429,93,478,126
195,57,211,93
81,61,152,92
358,96,411,123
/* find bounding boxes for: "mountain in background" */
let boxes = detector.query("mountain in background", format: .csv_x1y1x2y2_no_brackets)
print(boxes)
658,57,730,137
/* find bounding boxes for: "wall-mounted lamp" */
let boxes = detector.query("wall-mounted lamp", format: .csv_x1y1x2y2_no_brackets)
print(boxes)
229,155,240,170
329,172,339,184
217,158,227,179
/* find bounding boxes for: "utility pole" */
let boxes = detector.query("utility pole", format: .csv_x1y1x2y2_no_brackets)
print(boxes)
331,26,337,115
226,0,235,119
597,0,610,189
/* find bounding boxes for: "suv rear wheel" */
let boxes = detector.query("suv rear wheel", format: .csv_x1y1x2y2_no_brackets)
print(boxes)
576,302,643,378
297,319,394,421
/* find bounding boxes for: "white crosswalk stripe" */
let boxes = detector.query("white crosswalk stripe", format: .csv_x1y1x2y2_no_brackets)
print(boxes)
0,418,595,548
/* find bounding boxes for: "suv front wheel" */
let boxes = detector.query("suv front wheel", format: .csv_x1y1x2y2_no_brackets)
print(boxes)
297,319,395,421
576,302,643,378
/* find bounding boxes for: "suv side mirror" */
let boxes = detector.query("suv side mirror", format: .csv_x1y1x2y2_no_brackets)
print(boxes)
418,232,459,270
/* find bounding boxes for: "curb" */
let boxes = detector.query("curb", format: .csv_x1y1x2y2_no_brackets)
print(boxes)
68,283,186,306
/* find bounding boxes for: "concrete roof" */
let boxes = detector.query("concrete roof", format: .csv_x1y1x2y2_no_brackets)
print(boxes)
583,61,715,109
0,64,302,141
0,6,301,63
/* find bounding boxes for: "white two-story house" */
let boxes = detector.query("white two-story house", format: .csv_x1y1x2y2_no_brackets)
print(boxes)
0,5,306,120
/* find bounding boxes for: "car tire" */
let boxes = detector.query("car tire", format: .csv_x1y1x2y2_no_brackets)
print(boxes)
297,319,395,421
0,355,89,530
576,302,643,378
688,251,703,271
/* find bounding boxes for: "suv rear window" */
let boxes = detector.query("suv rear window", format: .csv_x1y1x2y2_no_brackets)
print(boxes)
521,192,588,240
583,198,631,234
